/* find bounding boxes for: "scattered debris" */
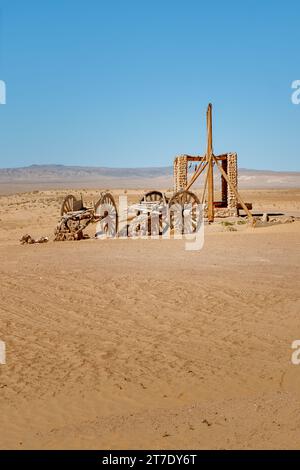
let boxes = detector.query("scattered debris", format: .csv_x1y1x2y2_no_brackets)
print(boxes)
221,221,235,227
218,215,296,231
225,225,237,232
281,216,295,224
254,215,295,228
220,221,238,232
20,234,48,245
202,419,212,427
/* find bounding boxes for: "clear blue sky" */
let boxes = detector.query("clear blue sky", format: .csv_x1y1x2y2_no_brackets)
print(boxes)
0,0,299,170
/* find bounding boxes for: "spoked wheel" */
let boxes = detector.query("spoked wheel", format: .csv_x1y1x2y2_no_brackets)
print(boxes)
169,190,201,234
140,190,166,204
95,192,118,238
135,190,168,236
61,194,77,216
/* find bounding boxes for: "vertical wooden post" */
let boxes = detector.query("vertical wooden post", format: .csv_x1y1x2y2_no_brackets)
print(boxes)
206,103,214,222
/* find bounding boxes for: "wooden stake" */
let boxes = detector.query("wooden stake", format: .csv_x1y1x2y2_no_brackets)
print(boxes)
206,103,214,222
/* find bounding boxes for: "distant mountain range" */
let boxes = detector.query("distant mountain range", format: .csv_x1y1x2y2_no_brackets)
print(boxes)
0,164,172,179
0,164,299,194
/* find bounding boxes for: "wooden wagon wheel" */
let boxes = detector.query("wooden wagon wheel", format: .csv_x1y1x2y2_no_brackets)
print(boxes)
169,190,201,234
138,190,168,236
140,190,166,204
61,194,77,216
95,192,118,238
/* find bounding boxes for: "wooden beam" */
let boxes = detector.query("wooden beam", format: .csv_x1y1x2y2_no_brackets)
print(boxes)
213,156,254,221
201,164,209,204
206,103,214,222
215,154,229,161
185,161,208,191
184,153,228,162
186,155,205,162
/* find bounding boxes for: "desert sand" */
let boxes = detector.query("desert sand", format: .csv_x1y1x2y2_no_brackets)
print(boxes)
0,187,300,449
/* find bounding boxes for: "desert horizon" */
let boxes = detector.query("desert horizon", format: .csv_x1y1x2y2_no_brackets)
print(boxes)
0,164,299,196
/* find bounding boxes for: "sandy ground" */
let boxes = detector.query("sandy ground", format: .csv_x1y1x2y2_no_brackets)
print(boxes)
0,188,300,449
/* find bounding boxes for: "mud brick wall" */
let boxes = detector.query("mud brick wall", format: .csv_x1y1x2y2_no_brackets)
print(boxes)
227,152,238,215
173,152,239,215
174,155,188,191
221,159,228,204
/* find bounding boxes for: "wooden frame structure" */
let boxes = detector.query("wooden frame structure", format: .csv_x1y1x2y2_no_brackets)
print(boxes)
173,104,253,222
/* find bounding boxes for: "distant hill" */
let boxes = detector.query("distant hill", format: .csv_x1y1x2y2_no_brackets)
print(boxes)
0,164,173,181
0,164,299,195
